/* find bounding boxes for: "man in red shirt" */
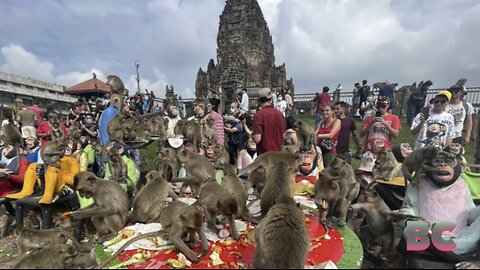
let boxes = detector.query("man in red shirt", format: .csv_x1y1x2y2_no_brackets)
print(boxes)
313,86,331,128
36,112,67,146
27,102,44,127
252,88,286,155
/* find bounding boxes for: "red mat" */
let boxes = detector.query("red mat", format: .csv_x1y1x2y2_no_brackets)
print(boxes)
114,212,344,269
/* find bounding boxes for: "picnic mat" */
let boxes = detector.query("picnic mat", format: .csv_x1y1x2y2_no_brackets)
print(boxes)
96,196,364,269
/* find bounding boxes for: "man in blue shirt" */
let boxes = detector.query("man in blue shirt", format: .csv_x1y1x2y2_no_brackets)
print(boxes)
98,96,120,146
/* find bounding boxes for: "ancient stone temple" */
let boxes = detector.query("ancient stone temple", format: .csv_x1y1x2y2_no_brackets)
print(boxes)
196,0,294,104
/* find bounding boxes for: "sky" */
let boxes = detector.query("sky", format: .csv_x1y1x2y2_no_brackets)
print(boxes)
0,0,479,99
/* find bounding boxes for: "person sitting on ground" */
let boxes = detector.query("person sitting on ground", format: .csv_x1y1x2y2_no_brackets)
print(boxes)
0,145,29,198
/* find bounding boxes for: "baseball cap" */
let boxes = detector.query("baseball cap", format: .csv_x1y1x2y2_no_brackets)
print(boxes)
435,90,452,101
258,88,272,99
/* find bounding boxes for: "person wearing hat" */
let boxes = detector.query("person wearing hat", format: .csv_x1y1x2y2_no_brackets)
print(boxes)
252,88,286,155
411,91,455,150
16,104,37,139
313,86,331,129
446,85,474,145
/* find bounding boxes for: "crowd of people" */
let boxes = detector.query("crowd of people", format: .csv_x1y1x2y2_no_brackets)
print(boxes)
0,77,479,268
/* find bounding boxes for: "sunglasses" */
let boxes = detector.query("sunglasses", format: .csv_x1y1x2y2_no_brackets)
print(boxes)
376,104,388,108
434,100,447,104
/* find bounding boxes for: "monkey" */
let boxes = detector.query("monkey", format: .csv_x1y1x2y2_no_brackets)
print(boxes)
443,143,480,170
174,119,202,152
155,147,179,181
222,164,256,223
294,119,317,151
202,117,218,147
65,171,129,236
13,244,77,269
260,161,296,216
68,122,82,140
106,148,129,185
15,226,85,253
372,147,402,181
96,201,209,268
280,144,300,154
143,115,166,139
314,168,340,228
195,181,240,240
402,145,440,187
211,144,230,169
323,157,360,227
350,184,425,259
106,75,127,96
131,170,177,223
246,166,267,195
237,151,303,177
253,196,309,269
171,148,216,197
107,112,128,143
0,214,13,238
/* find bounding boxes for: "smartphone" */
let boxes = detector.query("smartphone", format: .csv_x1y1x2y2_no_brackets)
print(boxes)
375,111,382,118
421,107,430,118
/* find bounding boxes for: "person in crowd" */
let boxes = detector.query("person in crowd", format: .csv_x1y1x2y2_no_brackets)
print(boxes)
24,136,41,163
240,88,249,114
236,138,257,171
446,85,474,145
334,102,361,164
0,145,28,198
358,80,370,119
275,93,287,117
68,103,83,127
27,101,43,127
98,95,120,146
351,82,360,117
12,98,23,119
284,116,299,146
80,113,98,142
252,88,286,155
36,111,67,146
224,104,243,166
209,90,221,113
407,80,433,126
317,103,341,167
242,106,256,139
379,80,395,112
411,91,455,149
284,89,294,117
16,104,37,138
313,86,331,128
361,97,401,152
206,102,225,146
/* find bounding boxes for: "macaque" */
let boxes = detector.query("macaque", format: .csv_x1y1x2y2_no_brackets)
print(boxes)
1,119,23,170
237,151,303,177
260,161,296,216
294,119,316,151
246,166,267,194
97,201,208,268
15,226,84,253
107,149,129,185
174,119,202,152
202,118,218,147
322,157,360,227
0,214,13,238
131,170,177,223
155,147,178,181
253,196,309,269
171,148,216,197
211,144,230,169
66,172,129,235
314,168,340,228
106,75,126,96
372,147,402,181
402,145,439,187
13,244,77,269
195,181,240,240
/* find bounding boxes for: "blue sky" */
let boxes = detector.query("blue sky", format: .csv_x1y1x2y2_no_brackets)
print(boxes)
0,0,479,98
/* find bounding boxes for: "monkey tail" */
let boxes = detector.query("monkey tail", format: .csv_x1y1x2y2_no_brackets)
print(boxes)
95,230,164,269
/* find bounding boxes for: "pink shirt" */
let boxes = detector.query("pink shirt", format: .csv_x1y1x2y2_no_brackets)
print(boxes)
208,110,224,145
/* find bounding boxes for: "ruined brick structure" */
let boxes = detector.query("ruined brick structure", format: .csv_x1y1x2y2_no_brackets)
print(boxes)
196,0,294,106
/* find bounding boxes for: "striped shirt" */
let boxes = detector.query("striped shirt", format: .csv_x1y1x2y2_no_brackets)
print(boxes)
208,110,225,145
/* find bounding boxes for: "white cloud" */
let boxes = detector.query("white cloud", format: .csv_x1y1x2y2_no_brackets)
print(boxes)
0,44,55,82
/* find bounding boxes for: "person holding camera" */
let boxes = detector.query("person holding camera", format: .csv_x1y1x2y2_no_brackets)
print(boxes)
80,113,98,142
360,96,401,152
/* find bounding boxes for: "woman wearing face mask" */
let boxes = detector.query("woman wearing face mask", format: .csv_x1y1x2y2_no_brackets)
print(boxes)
275,94,288,117
80,113,98,142
398,151,480,268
